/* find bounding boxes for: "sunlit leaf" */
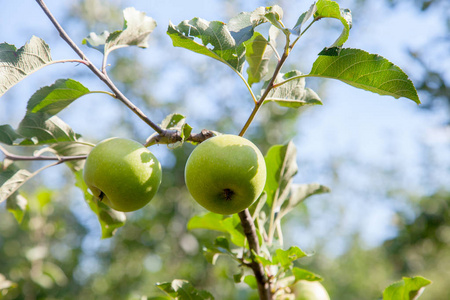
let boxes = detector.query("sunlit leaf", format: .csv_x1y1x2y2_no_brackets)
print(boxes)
83,7,156,57
0,36,52,97
263,70,322,108
106,7,157,51
264,141,298,207
27,79,91,116
82,31,110,53
6,193,27,223
167,18,247,72
243,275,258,289
17,113,79,145
253,252,274,267
228,7,266,45
291,4,317,35
264,5,286,33
383,276,432,300
0,162,32,204
309,48,420,103
292,267,323,282
157,279,215,300
180,123,193,141
187,212,227,232
273,246,308,269
244,32,272,86
160,113,186,130
280,183,330,218
314,0,352,48
188,213,245,247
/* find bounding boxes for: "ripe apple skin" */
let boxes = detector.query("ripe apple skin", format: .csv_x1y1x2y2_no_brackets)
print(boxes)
83,137,162,212
184,134,266,215
294,281,330,300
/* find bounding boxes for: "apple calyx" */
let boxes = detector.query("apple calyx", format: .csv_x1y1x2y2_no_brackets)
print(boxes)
222,188,235,201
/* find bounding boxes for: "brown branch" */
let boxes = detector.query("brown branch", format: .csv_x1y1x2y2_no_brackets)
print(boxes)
239,209,273,300
0,145,86,162
146,129,216,146
35,0,163,135
238,52,289,137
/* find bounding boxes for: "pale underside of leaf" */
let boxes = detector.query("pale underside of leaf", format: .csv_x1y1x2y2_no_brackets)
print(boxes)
0,168,32,204
17,113,79,145
0,36,52,97
245,32,272,86
105,7,157,54
263,70,322,108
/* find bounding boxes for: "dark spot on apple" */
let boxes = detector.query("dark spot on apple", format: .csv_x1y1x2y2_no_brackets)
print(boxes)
223,188,234,201
99,191,105,201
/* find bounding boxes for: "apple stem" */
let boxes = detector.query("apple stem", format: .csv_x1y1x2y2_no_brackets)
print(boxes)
238,209,273,300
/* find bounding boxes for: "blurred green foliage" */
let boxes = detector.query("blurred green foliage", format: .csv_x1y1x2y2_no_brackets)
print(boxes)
0,0,449,299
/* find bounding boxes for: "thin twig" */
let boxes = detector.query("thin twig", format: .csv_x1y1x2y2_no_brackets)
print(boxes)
238,52,289,137
238,209,273,300
35,0,164,135
0,144,86,162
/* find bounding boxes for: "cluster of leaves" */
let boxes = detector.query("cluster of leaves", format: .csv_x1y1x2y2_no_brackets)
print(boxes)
0,0,430,299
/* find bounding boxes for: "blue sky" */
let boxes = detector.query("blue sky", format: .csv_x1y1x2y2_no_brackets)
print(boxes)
1,0,449,252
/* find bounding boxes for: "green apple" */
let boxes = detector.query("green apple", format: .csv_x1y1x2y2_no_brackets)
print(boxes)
184,134,266,215
83,137,162,212
294,281,330,300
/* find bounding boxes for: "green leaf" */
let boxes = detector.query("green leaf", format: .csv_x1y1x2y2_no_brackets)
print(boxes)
83,7,156,57
167,18,247,72
73,170,126,238
50,141,91,171
244,32,272,86
383,276,432,300
309,48,420,103
263,70,322,108
82,31,110,53
0,36,52,97
156,279,215,300
253,252,274,267
228,7,266,45
280,183,330,218
187,213,245,247
17,113,79,145
204,236,236,265
314,0,352,48
160,113,186,130
26,79,91,116
0,125,22,145
264,5,288,34
221,215,246,247
6,193,27,223
188,212,228,232
273,246,308,269
292,267,323,282
181,123,193,142
264,141,298,207
291,4,317,35
233,270,244,283
106,8,157,52
0,162,32,204
243,275,258,289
